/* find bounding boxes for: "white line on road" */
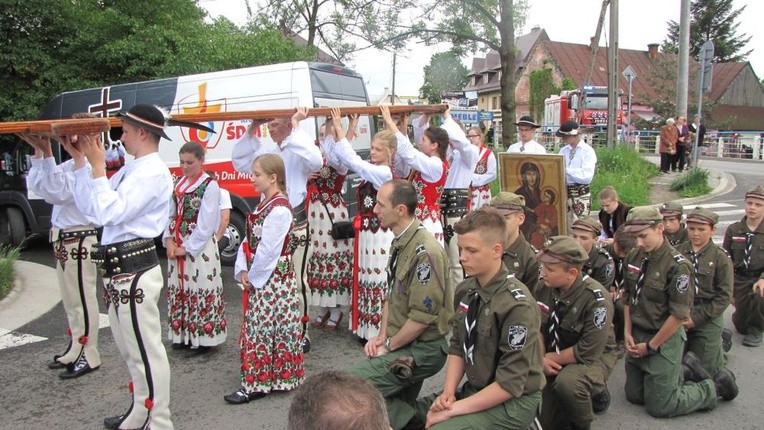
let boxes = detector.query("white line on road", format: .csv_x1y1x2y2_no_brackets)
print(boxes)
686,203,736,209
0,328,47,350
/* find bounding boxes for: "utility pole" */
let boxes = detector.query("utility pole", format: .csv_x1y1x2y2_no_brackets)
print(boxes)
606,0,619,147
390,52,397,105
676,0,691,117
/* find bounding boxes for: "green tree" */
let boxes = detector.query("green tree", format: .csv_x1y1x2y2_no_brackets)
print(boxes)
528,69,557,122
419,51,469,103
661,0,752,62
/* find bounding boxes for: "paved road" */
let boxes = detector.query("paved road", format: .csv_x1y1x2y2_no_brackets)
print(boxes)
1,159,762,429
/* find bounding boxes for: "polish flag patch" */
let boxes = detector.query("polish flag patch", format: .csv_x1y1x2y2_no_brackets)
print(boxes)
627,264,641,274
537,301,550,314
458,301,469,313
732,236,747,243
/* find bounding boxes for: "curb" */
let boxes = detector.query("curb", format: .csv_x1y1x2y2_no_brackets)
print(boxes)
0,261,60,332
671,170,737,206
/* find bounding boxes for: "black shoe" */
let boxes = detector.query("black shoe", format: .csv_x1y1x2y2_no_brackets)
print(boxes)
185,346,212,357
301,335,311,354
171,342,191,350
592,386,611,415
682,351,711,382
722,328,733,353
59,356,99,379
742,329,762,347
224,389,267,404
47,354,67,370
714,368,739,401
103,414,125,430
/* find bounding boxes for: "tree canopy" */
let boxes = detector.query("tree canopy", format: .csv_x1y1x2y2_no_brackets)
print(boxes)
0,0,317,121
419,51,470,103
661,0,752,62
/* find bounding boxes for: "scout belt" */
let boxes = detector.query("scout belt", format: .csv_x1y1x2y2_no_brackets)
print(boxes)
58,228,99,241
439,188,470,217
91,238,158,277
293,201,307,226
567,184,590,198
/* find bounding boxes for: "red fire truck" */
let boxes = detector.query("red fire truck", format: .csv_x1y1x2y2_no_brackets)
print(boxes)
543,85,624,134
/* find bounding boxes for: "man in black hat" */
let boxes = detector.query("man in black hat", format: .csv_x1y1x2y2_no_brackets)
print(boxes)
557,120,597,229
63,104,176,430
507,116,546,154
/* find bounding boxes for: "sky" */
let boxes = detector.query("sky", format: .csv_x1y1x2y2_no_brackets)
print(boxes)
200,0,763,99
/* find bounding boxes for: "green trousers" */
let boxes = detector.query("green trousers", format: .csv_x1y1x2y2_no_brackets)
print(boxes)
686,314,726,374
540,361,610,430
413,383,541,430
347,338,447,430
732,275,764,334
625,327,717,417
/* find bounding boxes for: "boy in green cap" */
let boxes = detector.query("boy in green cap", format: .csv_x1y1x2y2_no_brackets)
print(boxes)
490,192,540,297
659,201,688,246
571,216,615,290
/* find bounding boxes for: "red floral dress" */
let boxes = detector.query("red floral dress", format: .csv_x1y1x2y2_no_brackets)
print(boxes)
351,181,395,340
306,162,353,307
166,176,226,347
410,160,448,245
240,194,304,393
470,146,494,209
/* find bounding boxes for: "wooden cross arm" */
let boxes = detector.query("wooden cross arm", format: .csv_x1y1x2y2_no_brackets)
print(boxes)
0,104,448,135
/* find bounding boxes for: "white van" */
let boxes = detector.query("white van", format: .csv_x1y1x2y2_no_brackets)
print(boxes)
0,61,373,264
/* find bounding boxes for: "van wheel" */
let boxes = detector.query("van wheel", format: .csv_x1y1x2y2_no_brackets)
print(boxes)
220,211,245,266
5,207,26,247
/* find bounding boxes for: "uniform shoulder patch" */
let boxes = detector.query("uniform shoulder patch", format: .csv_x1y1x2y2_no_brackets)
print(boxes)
415,244,426,255
593,306,608,329
676,274,690,294
605,262,615,282
416,262,431,284
673,253,686,263
591,289,606,302
508,286,526,301
507,325,528,350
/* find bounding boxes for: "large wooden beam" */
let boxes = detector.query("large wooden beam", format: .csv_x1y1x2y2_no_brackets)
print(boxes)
0,104,447,135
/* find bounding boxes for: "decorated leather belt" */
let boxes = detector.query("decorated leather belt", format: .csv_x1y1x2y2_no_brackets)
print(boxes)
58,228,99,241
567,184,591,198
293,201,307,226
439,188,470,217
91,238,158,277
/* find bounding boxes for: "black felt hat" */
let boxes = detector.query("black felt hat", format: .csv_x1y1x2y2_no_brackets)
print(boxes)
116,104,171,141
555,120,580,137
514,115,540,128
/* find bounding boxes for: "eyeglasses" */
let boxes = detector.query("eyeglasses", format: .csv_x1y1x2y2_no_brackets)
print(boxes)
467,134,480,138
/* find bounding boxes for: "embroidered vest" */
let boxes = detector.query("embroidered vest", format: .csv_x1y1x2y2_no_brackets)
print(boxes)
170,176,213,238
410,160,448,223
246,194,293,267
474,146,492,175
308,162,346,208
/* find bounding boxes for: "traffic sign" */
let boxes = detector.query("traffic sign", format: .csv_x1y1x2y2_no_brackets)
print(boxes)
622,66,637,80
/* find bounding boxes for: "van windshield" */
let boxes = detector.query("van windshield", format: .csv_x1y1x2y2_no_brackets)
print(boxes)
309,69,368,102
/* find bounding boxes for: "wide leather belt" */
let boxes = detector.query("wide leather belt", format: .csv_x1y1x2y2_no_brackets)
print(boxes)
293,201,307,226
58,228,99,241
439,188,470,217
91,238,158,277
567,184,591,198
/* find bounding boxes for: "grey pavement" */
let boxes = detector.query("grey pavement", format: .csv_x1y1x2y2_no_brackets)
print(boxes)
1,159,763,429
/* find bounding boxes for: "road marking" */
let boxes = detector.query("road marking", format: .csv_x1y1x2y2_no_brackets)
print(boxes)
686,203,736,210
714,209,746,217
0,328,47,350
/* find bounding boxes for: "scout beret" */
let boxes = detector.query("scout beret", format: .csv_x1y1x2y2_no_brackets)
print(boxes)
686,207,719,226
746,185,764,201
623,206,663,233
571,216,603,235
537,235,589,265
490,192,525,215
658,201,683,217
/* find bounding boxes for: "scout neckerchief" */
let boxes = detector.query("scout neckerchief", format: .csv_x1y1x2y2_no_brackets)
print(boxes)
463,291,481,365
689,250,702,295
386,219,417,289
632,257,649,306
744,232,755,269
548,298,563,354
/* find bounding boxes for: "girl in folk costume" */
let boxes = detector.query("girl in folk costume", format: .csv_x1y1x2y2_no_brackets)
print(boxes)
381,105,449,245
164,142,226,354
226,153,304,404
325,107,396,340
305,118,354,332
468,126,497,209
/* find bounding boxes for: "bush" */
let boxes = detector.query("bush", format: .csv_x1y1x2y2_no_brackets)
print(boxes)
0,245,21,300
669,168,711,198
591,145,660,209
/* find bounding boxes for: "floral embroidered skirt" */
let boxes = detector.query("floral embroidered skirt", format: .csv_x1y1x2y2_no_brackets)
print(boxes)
166,238,226,347
307,198,353,307
239,257,304,393
353,225,394,340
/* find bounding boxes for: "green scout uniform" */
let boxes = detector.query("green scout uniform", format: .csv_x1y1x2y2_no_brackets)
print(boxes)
723,186,764,345
492,192,541,297
348,219,453,430
621,207,717,417
572,216,616,290
660,201,688,246
535,236,618,430
676,207,733,374
502,234,541,297
413,265,544,430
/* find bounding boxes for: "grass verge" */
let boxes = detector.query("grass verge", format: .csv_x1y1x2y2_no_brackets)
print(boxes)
669,168,712,198
0,245,21,300
590,145,660,209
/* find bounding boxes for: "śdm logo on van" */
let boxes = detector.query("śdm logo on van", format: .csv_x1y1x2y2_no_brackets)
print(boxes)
176,83,226,149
